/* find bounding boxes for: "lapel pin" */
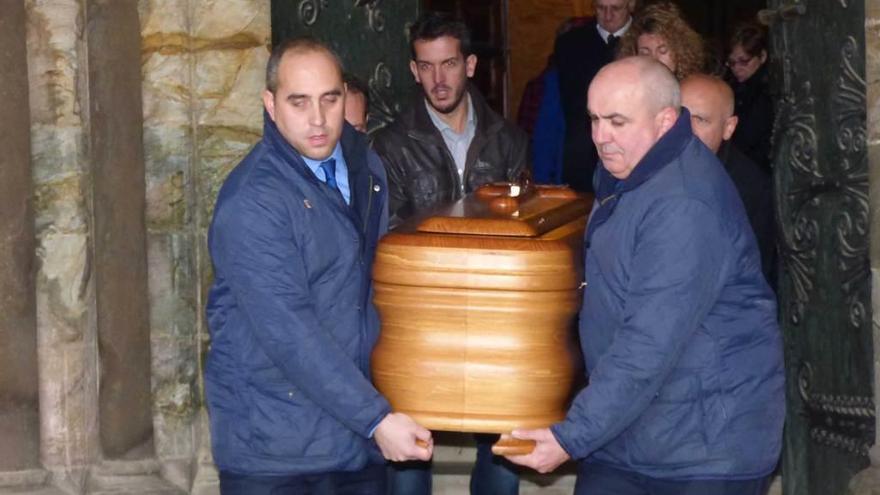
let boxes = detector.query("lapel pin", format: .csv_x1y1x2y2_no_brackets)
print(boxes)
303,199,312,209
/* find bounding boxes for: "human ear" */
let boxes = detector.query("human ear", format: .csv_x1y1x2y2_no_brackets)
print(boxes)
655,106,678,135
465,54,477,78
722,115,738,141
263,90,276,121
409,60,421,83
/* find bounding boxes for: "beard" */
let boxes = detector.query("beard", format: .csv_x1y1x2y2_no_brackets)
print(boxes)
425,83,467,114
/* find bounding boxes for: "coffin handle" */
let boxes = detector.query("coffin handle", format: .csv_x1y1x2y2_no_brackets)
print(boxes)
491,436,536,456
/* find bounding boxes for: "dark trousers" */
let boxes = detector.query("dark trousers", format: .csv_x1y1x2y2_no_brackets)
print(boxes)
575,462,772,495
219,463,386,495
388,434,519,495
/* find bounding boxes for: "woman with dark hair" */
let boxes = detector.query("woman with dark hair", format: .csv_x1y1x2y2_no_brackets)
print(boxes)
616,1,706,80
727,21,774,171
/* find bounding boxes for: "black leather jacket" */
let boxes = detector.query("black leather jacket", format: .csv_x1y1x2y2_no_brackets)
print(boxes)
372,86,529,224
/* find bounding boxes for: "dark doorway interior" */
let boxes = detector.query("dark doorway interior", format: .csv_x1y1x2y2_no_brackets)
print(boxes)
421,0,766,117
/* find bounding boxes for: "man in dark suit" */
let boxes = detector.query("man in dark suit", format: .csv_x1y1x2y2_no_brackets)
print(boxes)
681,74,776,287
553,0,635,192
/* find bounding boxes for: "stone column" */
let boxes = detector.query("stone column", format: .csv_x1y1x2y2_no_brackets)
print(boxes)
140,1,269,492
140,0,200,489
0,0,42,486
86,0,154,463
849,2,880,494
83,3,184,493
28,1,100,490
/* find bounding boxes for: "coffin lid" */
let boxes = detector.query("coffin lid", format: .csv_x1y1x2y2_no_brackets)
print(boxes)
409,184,591,238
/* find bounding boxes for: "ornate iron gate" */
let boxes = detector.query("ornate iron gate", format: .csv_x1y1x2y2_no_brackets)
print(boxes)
767,1,874,494
271,0,420,132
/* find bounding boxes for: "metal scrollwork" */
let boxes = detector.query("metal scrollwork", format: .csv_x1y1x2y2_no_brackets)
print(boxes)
368,7,386,33
797,361,813,403
774,80,819,325
781,34,873,460
832,36,868,331
810,428,871,457
799,362,874,457
835,38,866,159
774,36,868,331
355,0,385,32
367,62,398,131
299,0,329,26
806,393,874,457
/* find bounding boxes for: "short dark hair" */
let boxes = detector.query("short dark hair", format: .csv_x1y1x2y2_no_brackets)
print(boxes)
266,36,344,93
729,22,768,58
408,12,472,60
343,73,370,110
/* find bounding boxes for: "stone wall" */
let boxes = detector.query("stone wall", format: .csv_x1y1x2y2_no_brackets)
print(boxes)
140,0,268,491
0,1,269,493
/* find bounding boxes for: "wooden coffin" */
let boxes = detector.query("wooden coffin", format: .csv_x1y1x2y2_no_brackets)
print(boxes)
371,184,591,442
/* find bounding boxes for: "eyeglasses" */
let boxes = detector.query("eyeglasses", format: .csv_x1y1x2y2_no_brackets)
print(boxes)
726,55,755,68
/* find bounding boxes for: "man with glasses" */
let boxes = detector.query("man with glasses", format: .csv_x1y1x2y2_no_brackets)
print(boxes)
553,0,636,192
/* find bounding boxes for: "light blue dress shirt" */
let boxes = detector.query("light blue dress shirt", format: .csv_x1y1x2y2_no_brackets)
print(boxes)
425,94,477,188
302,143,351,204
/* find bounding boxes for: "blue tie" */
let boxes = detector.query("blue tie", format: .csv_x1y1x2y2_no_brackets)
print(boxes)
319,158,339,192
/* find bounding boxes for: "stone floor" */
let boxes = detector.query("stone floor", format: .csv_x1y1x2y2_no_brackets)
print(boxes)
0,434,783,494
429,433,782,495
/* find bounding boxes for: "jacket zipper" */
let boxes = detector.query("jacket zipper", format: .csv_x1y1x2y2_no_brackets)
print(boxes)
444,147,463,199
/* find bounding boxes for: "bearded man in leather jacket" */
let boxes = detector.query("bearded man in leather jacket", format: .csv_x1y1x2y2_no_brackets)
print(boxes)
372,12,529,226
372,12,530,495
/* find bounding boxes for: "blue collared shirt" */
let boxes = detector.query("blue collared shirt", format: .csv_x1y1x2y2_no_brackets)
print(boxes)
302,143,351,204
425,94,477,184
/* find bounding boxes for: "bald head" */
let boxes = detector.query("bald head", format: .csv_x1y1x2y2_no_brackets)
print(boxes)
587,57,682,179
680,74,738,153
594,56,682,114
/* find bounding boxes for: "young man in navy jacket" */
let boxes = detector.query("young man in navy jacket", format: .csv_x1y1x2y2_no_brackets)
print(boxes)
205,37,432,494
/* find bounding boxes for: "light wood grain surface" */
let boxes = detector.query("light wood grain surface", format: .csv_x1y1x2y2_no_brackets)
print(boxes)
371,188,592,435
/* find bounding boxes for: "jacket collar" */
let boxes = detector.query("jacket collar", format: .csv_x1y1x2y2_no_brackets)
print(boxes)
339,124,373,228
587,109,694,245
262,112,373,227
263,110,309,176
262,111,370,180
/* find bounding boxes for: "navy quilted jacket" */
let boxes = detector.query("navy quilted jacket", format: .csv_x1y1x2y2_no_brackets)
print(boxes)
551,111,785,480
205,115,391,476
